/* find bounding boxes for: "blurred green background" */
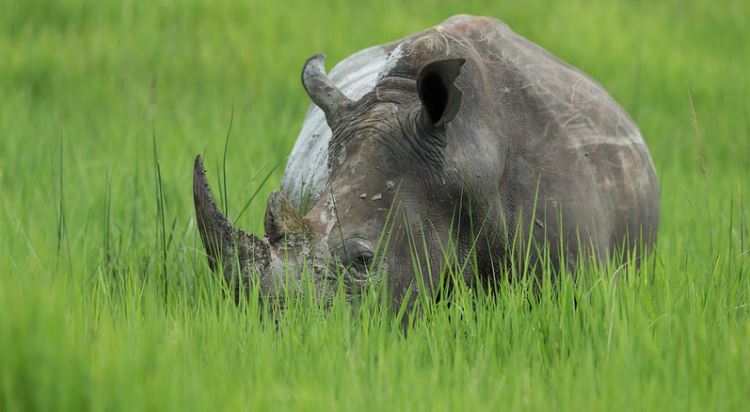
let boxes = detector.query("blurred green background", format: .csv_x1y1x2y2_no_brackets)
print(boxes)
0,0,748,410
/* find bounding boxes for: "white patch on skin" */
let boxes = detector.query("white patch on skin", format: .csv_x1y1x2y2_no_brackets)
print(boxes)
283,107,330,205
319,210,329,225
282,43,406,208
377,43,404,81
324,214,336,237
315,202,338,257
311,198,339,258
565,133,646,149
337,144,347,165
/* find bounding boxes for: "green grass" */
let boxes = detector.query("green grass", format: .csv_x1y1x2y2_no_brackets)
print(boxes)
1,0,749,410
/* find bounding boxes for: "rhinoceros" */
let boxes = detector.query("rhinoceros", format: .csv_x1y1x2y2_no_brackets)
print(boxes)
193,15,660,306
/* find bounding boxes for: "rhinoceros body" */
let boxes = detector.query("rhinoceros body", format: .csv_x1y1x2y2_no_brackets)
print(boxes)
194,15,660,307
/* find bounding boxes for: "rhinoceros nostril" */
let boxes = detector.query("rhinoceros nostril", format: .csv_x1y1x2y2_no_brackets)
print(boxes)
340,237,375,271
349,251,374,272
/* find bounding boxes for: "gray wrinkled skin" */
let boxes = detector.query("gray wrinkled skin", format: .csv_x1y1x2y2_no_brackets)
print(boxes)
194,15,660,309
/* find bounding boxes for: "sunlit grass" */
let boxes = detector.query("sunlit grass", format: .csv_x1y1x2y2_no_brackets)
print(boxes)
1,0,748,410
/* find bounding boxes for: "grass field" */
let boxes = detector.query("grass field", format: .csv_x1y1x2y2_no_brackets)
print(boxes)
1,0,749,410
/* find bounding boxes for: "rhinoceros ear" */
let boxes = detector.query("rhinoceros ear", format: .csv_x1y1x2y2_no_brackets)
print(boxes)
417,58,465,127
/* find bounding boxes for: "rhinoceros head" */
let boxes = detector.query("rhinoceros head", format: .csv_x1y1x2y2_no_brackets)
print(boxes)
194,53,471,308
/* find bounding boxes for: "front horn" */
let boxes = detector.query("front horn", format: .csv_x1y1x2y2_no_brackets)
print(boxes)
301,54,353,126
193,155,269,299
